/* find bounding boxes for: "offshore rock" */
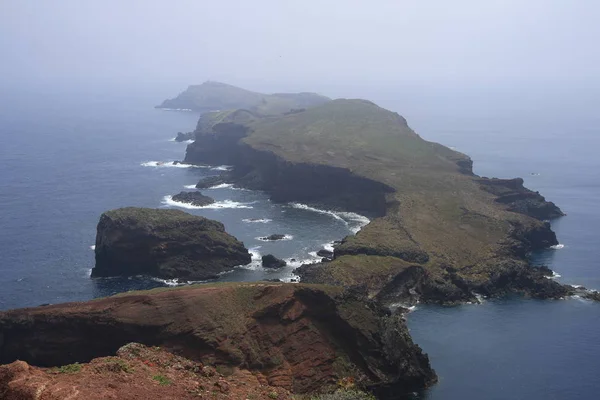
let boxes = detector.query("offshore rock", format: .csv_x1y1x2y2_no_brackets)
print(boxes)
91,207,250,280
172,191,215,207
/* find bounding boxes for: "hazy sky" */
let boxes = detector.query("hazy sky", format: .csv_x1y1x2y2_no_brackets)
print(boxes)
1,0,599,93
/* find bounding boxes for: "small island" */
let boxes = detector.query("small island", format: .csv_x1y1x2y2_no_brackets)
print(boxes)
91,207,250,280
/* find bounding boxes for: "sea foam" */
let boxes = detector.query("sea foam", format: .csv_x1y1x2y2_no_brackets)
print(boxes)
288,203,370,233
242,218,272,223
550,244,565,249
162,195,253,209
141,161,205,169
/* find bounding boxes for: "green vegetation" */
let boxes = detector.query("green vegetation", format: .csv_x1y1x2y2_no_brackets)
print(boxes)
56,362,82,374
311,389,376,400
236,99,551,299
152,374,172,386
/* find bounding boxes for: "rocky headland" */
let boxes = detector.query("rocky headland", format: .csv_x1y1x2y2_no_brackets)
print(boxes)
157,81,330,115
91,207,250,280
0,283,436,398
182,97,573,305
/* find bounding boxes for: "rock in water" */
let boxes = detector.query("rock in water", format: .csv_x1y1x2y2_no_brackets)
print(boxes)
0,283,437,395
91,207,251,280
316,249,334,259
172,191,215,206
261,234,286,241
174,131,194,142
262,254,286,269
196,175,231,189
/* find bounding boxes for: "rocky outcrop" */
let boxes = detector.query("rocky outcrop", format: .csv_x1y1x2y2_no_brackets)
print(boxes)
477,177,564,220
91,208,250,280
174,131,194,142
262,254,286,269
171,191,215,207
260,234,287,241
196,175,232,189
0,343,295,400
0,283,437,396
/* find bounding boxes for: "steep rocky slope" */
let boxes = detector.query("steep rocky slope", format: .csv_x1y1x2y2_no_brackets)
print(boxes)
0,343,296,400
0,283,436,397
91,207,251,280
183,99,570,304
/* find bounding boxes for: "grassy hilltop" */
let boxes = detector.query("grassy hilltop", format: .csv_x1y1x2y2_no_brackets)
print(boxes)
184,91,568,304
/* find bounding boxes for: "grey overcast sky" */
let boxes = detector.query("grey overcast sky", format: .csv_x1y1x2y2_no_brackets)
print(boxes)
1,0,599,92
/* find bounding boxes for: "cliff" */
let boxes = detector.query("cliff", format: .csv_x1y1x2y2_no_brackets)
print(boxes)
183,99,570,304
157,81,330,115
91,207,251,280
0,283,436,397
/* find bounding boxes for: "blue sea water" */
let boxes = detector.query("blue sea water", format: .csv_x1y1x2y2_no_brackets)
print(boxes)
0,84,598,399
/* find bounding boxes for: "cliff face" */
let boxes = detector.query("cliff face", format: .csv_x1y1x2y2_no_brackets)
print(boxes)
0,283,436,396
182,99,570,305
92,208,251,280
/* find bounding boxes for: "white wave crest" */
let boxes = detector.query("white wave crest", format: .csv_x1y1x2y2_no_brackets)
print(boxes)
162,195,253,209
550,244,565,249
242,218,272,223
183,184,197,189
256,234,293,242
546,270,562,279
141,161,205,169
89,245,95,250
208,183,234,189
236,247,263,270
151,277,207,287
288,203,370,233
211,165,233,171
322,241,335,252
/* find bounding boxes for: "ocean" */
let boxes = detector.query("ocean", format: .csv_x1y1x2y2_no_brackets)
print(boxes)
0,84,598,399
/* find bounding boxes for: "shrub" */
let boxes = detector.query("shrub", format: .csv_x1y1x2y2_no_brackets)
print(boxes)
56,363,82,374
153,374,172,386
311,389,376,400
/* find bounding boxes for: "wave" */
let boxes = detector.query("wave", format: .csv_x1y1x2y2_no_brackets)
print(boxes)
208,183,234,189
150,277,207,287
141,161,206,169
546,270,562,279
322,241,335,252
242,218,272,223
211,165,233,171
550,244,565,249
159,108,193,112
162,195,253,209
256,234,293,242
236,246,263,270
89,245,95,250
288,203,370,233
183,184,197,189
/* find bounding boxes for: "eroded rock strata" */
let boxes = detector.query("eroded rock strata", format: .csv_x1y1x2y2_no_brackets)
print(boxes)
91,207,250,280
0,283,436,397
183,99,570,304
